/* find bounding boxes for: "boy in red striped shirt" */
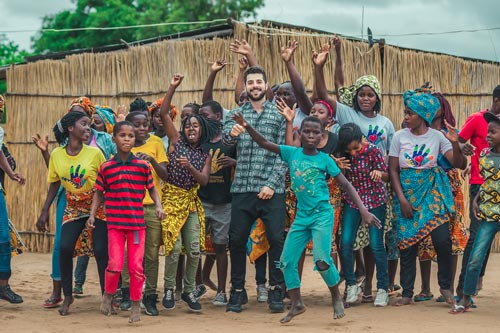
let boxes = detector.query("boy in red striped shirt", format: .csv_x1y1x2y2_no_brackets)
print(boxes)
87,121,165,323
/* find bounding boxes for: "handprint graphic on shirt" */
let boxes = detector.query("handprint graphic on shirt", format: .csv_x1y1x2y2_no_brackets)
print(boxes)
366,125,385,145
404,144,434,167
61,164,87,189
210,148,225,174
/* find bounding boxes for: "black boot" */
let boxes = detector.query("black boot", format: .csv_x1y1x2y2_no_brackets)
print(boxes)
143,293,159,316
119,287,131,311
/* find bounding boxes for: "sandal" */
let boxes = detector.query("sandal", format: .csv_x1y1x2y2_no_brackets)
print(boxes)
362,295,374,303
436,295,446,303
43,297,63,308
413,293,433,302
449,304,470,314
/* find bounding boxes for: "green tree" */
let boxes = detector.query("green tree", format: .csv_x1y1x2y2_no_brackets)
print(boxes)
32,0,264,53
0,34,31,95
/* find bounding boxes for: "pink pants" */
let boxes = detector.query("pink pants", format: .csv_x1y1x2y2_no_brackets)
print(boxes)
105,228,145,301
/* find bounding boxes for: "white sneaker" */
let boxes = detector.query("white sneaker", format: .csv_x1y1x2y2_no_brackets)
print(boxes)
256,284,268,303
346,285,361,304
374,289,389,307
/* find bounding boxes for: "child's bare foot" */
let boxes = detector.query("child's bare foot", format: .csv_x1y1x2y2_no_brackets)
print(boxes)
58,296,74,316
203,278,217,292
393,297,413,306
439,288,455,305
280,302,306,323
333,297,345,319
128,301,141,323
100,293,117,316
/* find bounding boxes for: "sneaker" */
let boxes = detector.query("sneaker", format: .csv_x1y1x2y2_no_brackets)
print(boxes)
120,287,131,311
256,284,268,303
374,289,389,307
0,284,23,304
72,285,83,295
181,292,202,312
192,284,207,300
346,285,361,304
212,292,228,306
162,288,175,310
226,288,248,313
143,293,159,316
267,285,285,313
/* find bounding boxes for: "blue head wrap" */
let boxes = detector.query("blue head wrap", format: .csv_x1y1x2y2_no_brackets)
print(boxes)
403,84,439,125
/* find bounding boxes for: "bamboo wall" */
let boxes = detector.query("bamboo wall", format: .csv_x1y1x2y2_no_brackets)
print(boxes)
4,21,500,253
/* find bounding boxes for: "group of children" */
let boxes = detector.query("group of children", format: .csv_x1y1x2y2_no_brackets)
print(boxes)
1,35,500,324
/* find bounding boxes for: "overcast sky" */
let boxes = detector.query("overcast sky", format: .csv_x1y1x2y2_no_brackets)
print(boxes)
1,0,499,62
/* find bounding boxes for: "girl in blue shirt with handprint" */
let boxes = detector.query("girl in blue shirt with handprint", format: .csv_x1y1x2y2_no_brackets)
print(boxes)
388,88,466,307
36,111,107,316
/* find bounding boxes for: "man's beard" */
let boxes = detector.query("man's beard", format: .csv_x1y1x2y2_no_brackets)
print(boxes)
247,89,266,102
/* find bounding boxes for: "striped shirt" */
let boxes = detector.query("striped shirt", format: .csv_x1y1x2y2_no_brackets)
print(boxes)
223,101,287,194
94,153,154,230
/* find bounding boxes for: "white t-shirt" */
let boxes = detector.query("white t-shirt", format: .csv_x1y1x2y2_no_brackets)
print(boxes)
0,127,4,147
389,128,452,169
334,102,395,154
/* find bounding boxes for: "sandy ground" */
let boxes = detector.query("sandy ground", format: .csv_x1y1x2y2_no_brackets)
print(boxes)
2,252,500,332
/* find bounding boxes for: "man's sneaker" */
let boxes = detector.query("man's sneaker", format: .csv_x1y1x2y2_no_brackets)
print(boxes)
143,293,159,316
0,284,23,304
226,288,248,313
212,292,228,306
181,292,202,312
346,284,361,304
374,289,389,307
192,284,207,300
72,284,83,295
119,287,131,311
267,285,285,313
256,284,268,303
162,288,175,310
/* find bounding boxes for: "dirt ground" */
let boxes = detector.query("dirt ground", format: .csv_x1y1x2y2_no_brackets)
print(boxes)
2,252,499,332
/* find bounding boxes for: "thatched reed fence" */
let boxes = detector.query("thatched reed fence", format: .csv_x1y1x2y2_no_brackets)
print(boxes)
4,21,500,253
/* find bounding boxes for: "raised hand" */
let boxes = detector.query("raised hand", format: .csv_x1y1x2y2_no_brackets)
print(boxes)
331,35,342,53
276,99,296,123
312,43,330,66
442,119,459,143
280,40,299,63
62,164,87,189
211,59,227,72
32,133,49,152
238,57,249,70
116,104,128,122
230,39,252,55
171,73,184,88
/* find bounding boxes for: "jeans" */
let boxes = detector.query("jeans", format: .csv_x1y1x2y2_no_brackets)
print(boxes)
280,204,339,289
229,193,285,290
164,211,200,293
255,252,267,285
0,191,11,280
74,256,90,287
105,228,145,301
143,205,162,295
457,184,490,292
399,222,452,298
51,188,66,281
463,220,500,296
340,204,388,290
60,218,108,297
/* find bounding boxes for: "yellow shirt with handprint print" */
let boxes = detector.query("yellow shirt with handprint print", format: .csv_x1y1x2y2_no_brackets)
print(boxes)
48,145,105,193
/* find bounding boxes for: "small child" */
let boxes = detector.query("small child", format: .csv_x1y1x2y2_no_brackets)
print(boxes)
231,113,381,323
453,111,500,313
336,123,390,307
87,121,165,323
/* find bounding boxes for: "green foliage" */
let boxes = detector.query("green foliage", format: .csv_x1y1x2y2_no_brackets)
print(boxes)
32,0,264,53
0,34,32,95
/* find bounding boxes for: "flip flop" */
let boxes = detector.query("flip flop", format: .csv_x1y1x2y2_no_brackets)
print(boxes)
449,304,470,314
43,297,63,308
413,293,433,302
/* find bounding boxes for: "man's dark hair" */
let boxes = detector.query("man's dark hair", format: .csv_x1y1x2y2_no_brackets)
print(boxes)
243,66,267,84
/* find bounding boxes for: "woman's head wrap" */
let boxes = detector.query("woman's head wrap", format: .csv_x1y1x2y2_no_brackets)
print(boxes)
403,83,440,125
68,96,96,116
148,98,178,120
339,75,382,109
95,105,116,134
